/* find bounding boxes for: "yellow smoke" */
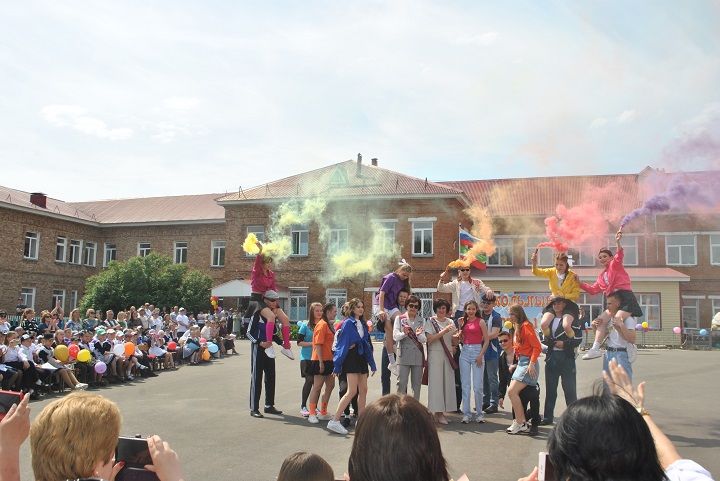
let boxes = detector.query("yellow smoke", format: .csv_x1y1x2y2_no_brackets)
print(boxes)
326,222,400,282
242,233,260,255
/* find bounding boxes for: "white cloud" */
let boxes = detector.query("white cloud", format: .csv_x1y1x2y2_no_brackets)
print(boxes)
616,109,637,124
163,97,200,109
590,117,608,129
41,105,133,140
456,31,499,46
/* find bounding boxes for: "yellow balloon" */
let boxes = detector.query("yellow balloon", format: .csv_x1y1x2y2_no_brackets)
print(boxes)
641,321,649,329
54,345,69,362
77,349,91,363
503,321,513,329
202,350,211,361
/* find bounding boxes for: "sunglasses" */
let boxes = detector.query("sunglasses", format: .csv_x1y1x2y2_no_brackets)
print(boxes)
459,268,470,272
499,339,509,343
407,303,419,308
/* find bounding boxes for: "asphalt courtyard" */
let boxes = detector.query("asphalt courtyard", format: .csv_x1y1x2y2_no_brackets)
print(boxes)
18,344,720,481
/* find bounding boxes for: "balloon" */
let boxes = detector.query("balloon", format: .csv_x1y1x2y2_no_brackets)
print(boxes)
672,326,682,335
68,344,80,359
113,344,125,356
635,323,643,330
167,341,177,351
77,349,91,363
54,345,69,362
699,329,708,336
641,321,649,329
94,361,107,374
208,343,219,354
124,342,135,357
199,337,207,344
503,321,513,329
202,350,211,361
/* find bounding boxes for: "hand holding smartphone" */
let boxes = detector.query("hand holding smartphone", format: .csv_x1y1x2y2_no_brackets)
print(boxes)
115,436,160,481
538,452,556,481
0,390,24,421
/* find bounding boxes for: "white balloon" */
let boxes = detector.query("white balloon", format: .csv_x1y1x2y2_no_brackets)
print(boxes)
113,344,125,356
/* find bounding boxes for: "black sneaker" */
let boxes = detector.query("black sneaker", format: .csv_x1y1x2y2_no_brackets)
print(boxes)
539,418,553,426
264,406,283,415
483,404,499,414
482,402,490,411
340,417,352,428
250,410,264,418
528,424,539,436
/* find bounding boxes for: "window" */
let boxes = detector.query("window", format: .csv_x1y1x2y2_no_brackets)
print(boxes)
291,225,309,256
666,235,696,266
576,293,605,324
69,240,82,264
21,287,35,310
681,297,700,329
373,220,396,251
711,235,720,265
211,240,226,267
488,238,513,266
174,241,188,264
567,246,595,267
325,289,347,319
83,242,97,266
606,235,639,266
525,237,553,267
70,290,79,309
246,226,265,256
52,289,66,311
138,242,151,257
412,221,433,256
56,237,67,262
413,292,435,319
104,243,117,267
713,298,720,318
329,225,349,254
289,289,308,322
24,232,39,259
637,293,661,329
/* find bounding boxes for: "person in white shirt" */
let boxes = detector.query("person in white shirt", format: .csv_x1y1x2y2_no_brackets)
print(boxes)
596,291,637,379
176,308,190,338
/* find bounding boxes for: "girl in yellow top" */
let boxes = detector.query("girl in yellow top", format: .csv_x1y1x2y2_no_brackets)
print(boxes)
531,250,581,339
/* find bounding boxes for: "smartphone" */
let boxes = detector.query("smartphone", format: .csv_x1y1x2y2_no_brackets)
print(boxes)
115,437,159,481
0,390,23,421
538,451,557,481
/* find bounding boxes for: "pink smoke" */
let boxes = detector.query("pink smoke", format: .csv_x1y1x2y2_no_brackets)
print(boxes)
538,202,610,253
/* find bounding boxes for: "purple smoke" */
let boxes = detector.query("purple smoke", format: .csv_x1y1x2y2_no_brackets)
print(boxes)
621,172,720,227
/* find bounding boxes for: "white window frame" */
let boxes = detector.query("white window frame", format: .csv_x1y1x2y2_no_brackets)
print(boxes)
70,290,79,309
52,289,66,311
666,234,697,266
567,245,596,267
710,234,720,266
24,232,39,260
576,293,605,325
606,234,639,266
137,242,151,257
681,297,700,329
174,241,188,264
637,293,661,330
246,226,266,256
56,236,67,263
412,291,436,319
713,298,720,317
372,220,397,251
411,220,434,256
83,241,97,267
325,289,347,315
21,287,36,311
525,237,553,267
104,243,117,267
211,240,226,267
291,225,309,257
329,224,349,254
289,289,308,322
487,237,514,267
69,239,82,265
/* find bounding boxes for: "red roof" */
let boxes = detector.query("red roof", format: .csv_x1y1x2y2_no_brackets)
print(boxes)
68,194,225,224
0,185,97,222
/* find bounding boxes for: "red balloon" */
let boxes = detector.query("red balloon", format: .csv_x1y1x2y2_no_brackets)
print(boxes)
68,344,80,359
199,337,207,344
167,341,177,351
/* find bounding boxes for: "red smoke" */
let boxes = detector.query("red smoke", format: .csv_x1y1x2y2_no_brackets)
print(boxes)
538,203,609,253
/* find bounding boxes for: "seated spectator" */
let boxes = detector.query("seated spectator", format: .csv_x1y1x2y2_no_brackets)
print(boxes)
518,360,713,481
0,310,10,335
64,308,82,332
36,333,87,390
278,451,334,481
29,392,184,481
347,394,452,481
20,309,39,336
180,326,201,365
82,309,98,331
0,331,22,391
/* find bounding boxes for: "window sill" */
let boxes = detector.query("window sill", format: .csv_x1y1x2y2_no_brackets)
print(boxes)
289,254,309,258
412,254,434,258
23,257,38,261
210,265,225,268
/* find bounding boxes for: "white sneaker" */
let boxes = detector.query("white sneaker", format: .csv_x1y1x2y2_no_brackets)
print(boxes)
461,415,471,424
389,362,399,376
518,422,530,434
476,414,486,423
317,413,333,421
73,383,88,390
280,348,295,360
327,419,348,435
264,346,276,358
308,415,319,424
506,420,521,433
582,347,602,360
300,407,310,417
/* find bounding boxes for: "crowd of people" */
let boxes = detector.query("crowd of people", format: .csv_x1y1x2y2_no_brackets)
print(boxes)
0,303,238,400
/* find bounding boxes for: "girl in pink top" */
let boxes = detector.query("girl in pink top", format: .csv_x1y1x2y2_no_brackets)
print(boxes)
580,231,643,360
457,300,489,423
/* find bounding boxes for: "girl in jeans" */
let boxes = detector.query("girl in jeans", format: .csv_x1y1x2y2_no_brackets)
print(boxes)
457,300,489,423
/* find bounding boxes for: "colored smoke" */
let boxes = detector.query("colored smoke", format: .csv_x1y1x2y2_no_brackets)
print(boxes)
539,202,609,253
448,205,496,268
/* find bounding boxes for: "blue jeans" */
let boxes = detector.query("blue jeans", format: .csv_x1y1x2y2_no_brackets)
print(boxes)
483,357,499,407
604,349,632,380
459,344,484,416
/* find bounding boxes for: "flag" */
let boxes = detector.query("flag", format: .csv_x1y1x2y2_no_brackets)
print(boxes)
459,228,488,270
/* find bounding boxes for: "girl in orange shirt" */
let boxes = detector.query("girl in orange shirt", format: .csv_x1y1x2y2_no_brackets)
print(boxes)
307,303,337,424
506,304,542,435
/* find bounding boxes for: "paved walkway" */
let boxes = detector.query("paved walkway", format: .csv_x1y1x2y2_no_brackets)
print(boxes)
18,344,720,480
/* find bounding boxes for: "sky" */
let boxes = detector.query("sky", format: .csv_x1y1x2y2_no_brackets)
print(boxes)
1,1,719,202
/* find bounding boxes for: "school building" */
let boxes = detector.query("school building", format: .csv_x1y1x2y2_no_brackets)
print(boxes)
1,158,718,345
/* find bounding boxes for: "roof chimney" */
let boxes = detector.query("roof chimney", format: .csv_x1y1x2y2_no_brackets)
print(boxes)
371,158,378,166
30,192,47,209
356,153,362,177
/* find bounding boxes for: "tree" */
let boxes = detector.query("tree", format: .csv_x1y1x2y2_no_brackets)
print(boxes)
80,253,213,314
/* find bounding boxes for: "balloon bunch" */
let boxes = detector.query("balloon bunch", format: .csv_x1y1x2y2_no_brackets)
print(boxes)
210,295,219,312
